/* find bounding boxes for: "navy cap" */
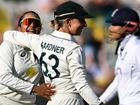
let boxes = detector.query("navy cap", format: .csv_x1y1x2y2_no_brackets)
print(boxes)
106,7,140,25
54,1,93,19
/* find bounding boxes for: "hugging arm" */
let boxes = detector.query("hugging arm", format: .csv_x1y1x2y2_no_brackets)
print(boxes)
3,31,39,53
0,41,55,100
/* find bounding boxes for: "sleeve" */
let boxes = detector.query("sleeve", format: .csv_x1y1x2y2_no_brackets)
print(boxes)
135,44,140,67
99,76,118,104
3,30,40,53
0,41,34,94
67,46,100,105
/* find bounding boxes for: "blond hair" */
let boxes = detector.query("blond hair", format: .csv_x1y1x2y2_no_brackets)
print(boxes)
48,19,63,30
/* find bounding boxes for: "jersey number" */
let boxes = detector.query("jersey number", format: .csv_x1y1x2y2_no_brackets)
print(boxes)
40,52,60,80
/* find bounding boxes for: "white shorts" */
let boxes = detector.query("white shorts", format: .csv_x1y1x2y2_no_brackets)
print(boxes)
47,93,84,105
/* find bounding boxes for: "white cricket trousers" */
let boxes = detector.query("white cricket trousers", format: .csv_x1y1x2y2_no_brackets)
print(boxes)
47,93,84,105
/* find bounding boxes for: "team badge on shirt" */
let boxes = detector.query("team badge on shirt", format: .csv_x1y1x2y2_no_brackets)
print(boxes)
26,66,38,78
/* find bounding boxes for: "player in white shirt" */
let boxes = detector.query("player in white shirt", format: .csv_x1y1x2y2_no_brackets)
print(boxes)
0,11,55,105
99,7,140,105
3,1,102,105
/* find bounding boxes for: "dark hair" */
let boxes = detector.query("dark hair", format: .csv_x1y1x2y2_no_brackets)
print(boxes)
18,11,41,27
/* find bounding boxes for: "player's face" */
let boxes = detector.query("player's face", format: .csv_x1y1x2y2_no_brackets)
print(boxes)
69,18,87,35
18,13,41,34
108,24,126,41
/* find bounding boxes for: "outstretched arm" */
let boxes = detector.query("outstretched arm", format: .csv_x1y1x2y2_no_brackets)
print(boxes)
67,46,100,105
99,76,118,104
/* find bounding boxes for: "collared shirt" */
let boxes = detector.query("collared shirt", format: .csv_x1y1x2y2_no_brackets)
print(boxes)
3,30,100,105
100,34,140,105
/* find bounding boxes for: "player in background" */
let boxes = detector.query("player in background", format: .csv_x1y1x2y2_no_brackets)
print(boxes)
3,1,103,105
0,11,55,105
99,7,140,105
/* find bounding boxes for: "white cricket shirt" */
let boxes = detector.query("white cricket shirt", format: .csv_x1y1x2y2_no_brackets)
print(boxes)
100,35,140,105
3,30,100,105
0,40,42,104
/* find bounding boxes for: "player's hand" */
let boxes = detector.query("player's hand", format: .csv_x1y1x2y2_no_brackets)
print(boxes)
32,83,56,100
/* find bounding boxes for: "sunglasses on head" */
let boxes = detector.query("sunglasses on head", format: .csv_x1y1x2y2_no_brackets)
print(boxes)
20,18,41,27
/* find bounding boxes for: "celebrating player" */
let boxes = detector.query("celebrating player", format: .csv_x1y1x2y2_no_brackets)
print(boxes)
0,11,55,105
3,1,102,105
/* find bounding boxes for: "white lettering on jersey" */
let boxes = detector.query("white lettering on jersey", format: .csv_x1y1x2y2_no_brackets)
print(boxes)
41,42,65,54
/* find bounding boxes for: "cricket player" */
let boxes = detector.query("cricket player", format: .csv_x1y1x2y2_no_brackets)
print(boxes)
3,1,103,105
99,7,140,105
0,11,55,105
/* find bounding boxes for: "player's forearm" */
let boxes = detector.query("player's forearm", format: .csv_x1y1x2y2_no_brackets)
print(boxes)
70,67,100,105
3,31,39,51
78,85,100,105
99,76,118,104
0,71,34,94
3,31,30,48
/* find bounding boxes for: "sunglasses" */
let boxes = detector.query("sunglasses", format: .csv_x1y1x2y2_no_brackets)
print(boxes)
20,18,41,27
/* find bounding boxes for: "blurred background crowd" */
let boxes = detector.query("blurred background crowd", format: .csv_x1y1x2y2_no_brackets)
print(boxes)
1,0,140,105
